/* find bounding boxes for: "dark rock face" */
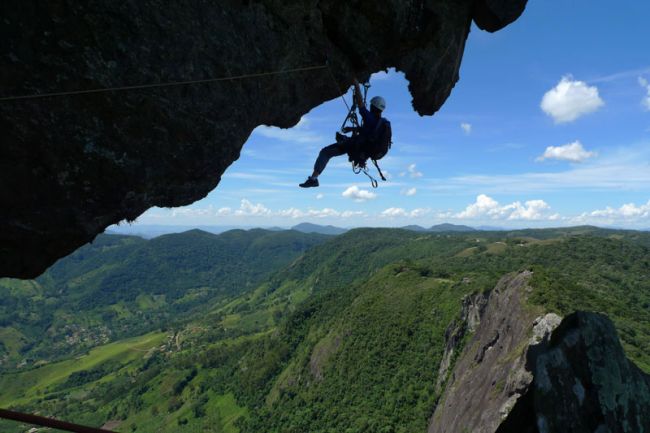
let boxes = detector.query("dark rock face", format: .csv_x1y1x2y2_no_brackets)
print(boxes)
0,0,527,278
429,272,650,433
499,312,650,433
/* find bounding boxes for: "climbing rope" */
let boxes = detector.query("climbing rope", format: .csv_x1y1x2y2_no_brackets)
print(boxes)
0,408,115,433
325,60,352,114
362,166,379,188
0,64,329,102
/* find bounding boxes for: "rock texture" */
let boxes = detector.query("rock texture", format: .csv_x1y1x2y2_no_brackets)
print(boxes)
498,312,650,433
0,0,527,278
429,271,547,433
435,290,489,391
429,272,650,433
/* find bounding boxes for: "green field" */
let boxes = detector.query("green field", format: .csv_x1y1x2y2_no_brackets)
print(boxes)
0,332,166,406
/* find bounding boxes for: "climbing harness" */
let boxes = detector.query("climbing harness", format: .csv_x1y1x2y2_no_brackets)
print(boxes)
333,79,389,189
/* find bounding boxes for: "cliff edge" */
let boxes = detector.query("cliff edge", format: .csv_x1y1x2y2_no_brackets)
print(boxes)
430,271,650,433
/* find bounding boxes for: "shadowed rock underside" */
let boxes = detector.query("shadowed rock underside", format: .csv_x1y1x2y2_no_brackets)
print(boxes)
0,0,527,278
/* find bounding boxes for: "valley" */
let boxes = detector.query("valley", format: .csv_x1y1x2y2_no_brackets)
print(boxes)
1,226,649,432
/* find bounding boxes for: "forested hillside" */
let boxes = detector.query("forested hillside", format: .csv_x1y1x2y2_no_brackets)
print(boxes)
1,227,649,433
0,229,329,370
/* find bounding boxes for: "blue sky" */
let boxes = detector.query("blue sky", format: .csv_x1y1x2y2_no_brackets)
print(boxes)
129,1,650,230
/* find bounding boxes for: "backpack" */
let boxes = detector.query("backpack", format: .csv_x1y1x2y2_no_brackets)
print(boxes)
367,118,392,161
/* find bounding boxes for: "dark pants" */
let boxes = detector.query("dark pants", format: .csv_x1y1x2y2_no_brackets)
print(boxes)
314,136,357,175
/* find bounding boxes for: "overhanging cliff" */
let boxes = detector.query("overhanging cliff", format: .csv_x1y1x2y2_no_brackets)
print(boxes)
0,0,527,278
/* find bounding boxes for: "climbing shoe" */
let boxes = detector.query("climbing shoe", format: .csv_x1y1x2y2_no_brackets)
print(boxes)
299,177,319,188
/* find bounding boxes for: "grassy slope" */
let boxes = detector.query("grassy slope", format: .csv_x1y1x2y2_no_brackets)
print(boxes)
0,332,166,407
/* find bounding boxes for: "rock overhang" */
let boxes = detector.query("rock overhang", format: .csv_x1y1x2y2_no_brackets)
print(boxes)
0,0,527,278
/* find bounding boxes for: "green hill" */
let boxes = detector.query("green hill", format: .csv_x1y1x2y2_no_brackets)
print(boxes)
1,227,649,433
0,229,329,370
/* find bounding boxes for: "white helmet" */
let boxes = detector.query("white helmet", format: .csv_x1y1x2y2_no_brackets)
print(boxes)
370,96,386,111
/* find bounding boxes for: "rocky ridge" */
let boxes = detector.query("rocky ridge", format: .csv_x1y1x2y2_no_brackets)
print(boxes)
429,271,650,433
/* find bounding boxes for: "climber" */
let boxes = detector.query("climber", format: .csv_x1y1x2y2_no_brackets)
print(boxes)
299,78,388,188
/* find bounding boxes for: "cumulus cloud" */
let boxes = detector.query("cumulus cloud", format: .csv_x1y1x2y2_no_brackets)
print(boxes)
234,199,271,216
341,210,367,218
541,76,604,123
639,76,650,110
536,141,596,163
401,187,417,196
407,164,423,178
380,207,428,218
381,207,408,218
457,194,553,221
460,123,472,134
342,185,377,202
589,200,650,219
306,208,341,218
569,199,650,227
409,208,429,218
277,207,304,219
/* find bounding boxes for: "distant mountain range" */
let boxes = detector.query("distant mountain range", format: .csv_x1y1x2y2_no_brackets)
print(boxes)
291,223,348,235
107,223,648,240
399,223,477,232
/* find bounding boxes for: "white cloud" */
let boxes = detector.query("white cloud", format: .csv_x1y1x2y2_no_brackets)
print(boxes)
457,194,553,221
407,164,423,178
342,185,377,202
507,200,551,220
171,207,213,217
570,199,650,227
381,207,408,218
589,200,650,219
541,76,604,123
409,208,429,218
341,210,367,218
401,187,417,196
457,194,500,219
234,199,271,217
276,207,365,219
307,208,341,218
316,193,324,200
380,207,429,218
460,123,472,134
277,207,304,218
253,116,323,143
536,140,596,163
639,76,650,110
